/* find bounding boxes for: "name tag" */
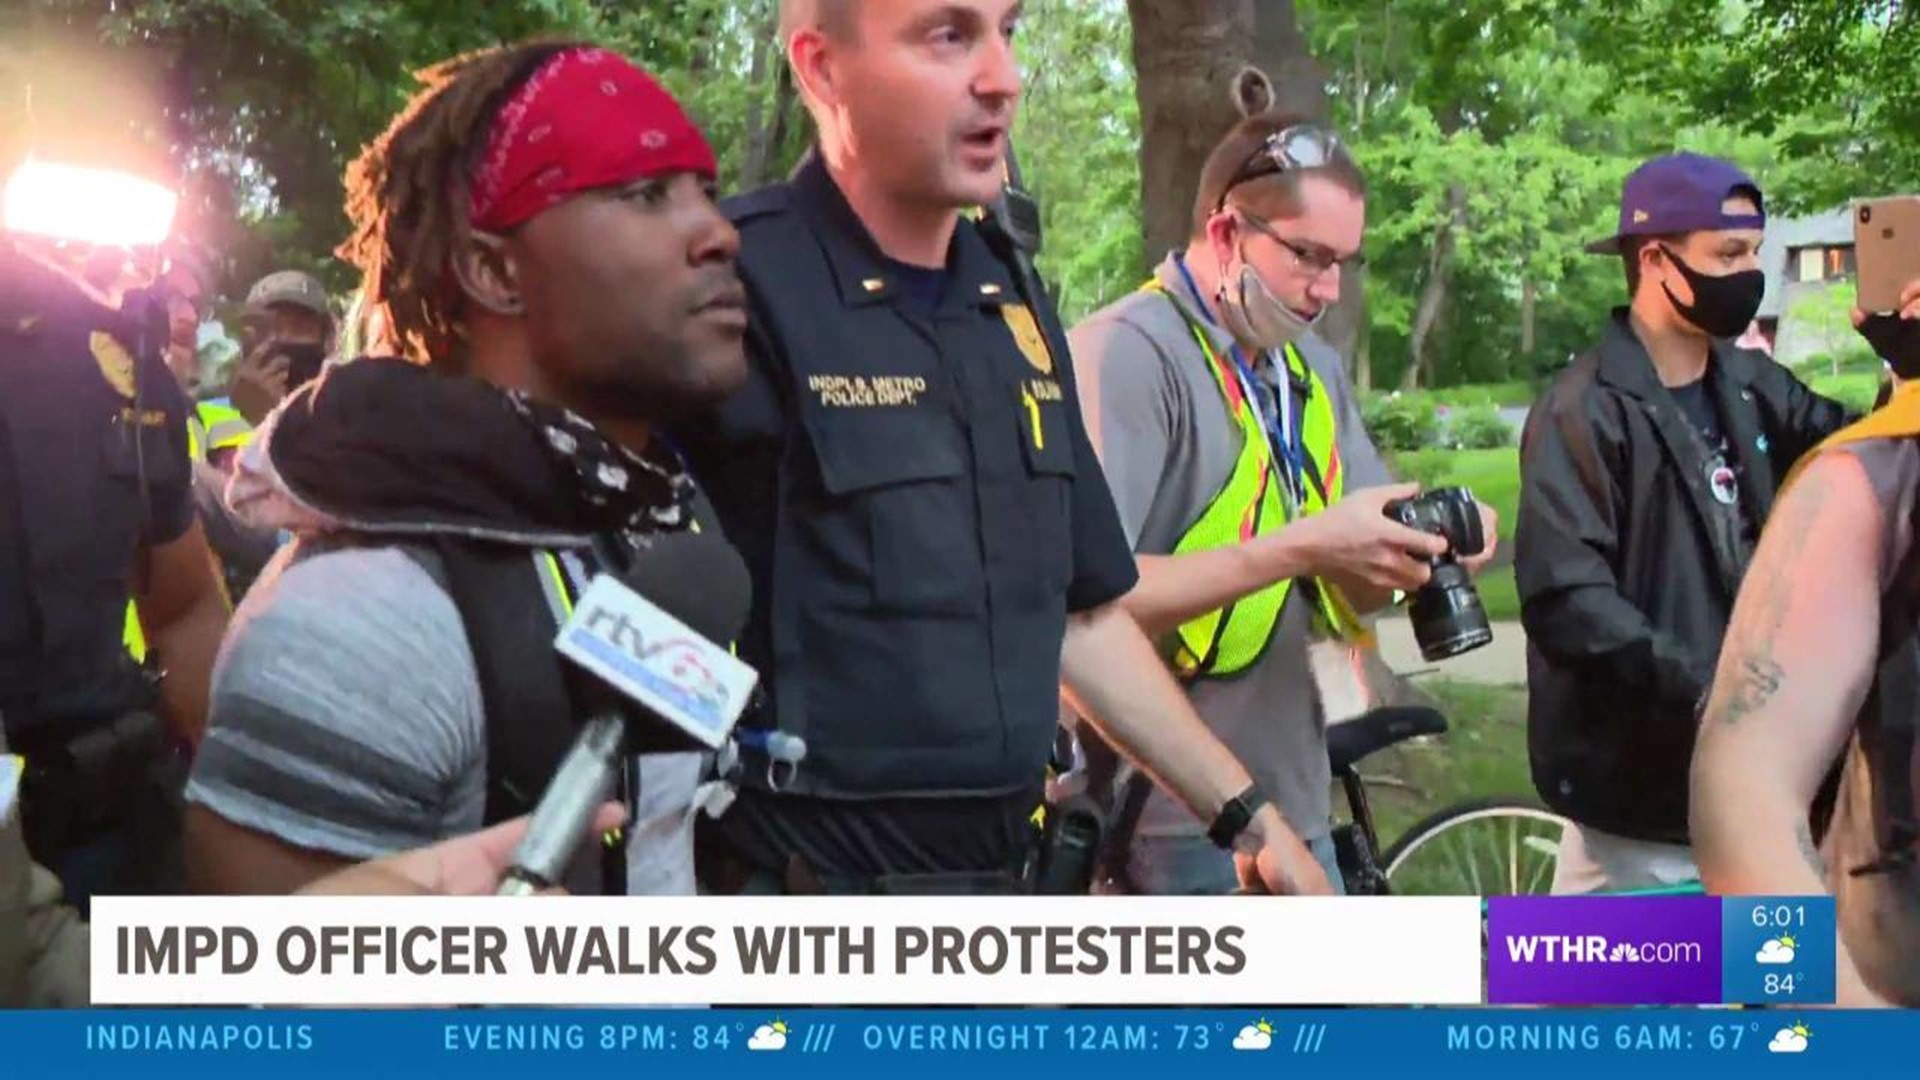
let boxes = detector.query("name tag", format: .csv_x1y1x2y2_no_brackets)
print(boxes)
1024,377,1063,403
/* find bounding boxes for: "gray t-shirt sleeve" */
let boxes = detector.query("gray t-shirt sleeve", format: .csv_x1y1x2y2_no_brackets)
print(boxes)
1299,332,1393,491
1069,313,1181,548
184,544,485,860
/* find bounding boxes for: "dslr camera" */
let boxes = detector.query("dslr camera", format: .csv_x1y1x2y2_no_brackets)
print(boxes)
1383,486,1492,661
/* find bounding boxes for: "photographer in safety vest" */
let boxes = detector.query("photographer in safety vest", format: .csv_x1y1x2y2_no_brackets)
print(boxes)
1068,110,1497,895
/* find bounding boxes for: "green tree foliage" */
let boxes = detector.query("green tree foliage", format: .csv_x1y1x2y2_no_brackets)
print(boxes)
1010,0,1141,322
1616,0,1920,212
6,0,1889,378
1296,0,1822,392
7,0,1146,321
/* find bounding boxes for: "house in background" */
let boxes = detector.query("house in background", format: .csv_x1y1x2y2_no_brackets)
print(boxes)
1754,208,1856,365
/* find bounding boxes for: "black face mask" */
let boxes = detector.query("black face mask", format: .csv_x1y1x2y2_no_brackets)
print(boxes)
1859,314,1920,380
273,342,328,391
1660,247,1765,339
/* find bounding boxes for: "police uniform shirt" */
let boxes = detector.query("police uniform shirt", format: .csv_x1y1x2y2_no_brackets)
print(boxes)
0,250,194,727
678,154,1138,877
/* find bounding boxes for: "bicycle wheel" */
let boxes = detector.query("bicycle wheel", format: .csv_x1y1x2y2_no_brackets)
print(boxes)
1381,797,1572,896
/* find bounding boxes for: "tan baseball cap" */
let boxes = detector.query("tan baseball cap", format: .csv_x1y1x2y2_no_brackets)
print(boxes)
245,270,331,319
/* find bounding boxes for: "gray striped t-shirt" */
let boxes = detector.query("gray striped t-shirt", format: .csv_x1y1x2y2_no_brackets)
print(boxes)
184,540,701,894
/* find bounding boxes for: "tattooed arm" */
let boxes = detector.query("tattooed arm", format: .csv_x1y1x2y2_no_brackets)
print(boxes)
1691,450,1889,1006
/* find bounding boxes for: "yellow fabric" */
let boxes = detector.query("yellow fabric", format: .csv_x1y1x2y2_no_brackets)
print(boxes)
1782,380,1920,493
123,601,145,663
537,551,575,617
185,413,205,464
1147,283,1365,680
196,400,253,452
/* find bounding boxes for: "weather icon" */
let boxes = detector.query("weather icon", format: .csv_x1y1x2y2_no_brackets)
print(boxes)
1768,1024,1811,1055
1233,1019,1274,1052
1756,936,1798,965
749,1020,790,1052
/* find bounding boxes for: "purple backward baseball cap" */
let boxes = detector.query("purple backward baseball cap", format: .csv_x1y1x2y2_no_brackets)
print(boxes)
1584,152,1766,255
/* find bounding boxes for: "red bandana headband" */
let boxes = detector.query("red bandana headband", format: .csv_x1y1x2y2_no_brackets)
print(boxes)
468,47,717,232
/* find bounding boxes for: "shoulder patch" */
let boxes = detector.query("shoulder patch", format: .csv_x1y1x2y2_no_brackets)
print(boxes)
723,185,791,227
90,331,138,399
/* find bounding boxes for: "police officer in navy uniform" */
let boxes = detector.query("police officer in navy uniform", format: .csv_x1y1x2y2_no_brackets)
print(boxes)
0,193,230,913
680,0,1336,895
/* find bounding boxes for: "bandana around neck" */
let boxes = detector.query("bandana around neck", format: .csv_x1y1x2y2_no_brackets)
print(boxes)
267,357,695,549
498,388,697,547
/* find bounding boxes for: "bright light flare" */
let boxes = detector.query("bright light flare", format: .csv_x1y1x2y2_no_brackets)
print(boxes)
2,159,178,247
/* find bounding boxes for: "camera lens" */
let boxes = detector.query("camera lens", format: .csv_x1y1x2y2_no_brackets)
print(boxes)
1408,562,1494,662
1862,205,1874,225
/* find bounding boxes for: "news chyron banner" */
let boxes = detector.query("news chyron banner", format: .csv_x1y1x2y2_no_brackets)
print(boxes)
92,893,1842,1008
90,897,1483,1006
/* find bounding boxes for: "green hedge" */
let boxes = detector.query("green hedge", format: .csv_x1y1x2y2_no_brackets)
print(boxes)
1362,395,1441,452
1448,403,1515,449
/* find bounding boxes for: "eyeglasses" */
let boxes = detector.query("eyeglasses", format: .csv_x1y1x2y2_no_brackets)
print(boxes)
1235,210,1366,279
1214,124,1346,212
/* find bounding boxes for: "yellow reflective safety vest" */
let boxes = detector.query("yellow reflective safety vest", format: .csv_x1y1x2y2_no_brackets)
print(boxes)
1148,283,1365,679
123,602,146,663
187,398,252,462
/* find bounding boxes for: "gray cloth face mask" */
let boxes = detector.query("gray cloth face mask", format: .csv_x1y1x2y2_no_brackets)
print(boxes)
1217,251,1319,353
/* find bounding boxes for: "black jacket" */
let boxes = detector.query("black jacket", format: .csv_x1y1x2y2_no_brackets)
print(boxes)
1516,310,1851,843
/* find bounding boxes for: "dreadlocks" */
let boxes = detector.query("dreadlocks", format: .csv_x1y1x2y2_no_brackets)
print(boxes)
337,39,581,369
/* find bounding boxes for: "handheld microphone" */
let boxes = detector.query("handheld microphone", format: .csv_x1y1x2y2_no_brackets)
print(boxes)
497,531,754,896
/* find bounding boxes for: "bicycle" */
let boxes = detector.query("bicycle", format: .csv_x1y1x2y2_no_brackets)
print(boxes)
1328,705,1574,896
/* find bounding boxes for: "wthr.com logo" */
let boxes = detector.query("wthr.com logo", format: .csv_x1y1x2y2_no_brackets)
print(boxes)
1502,934,1705,966
1486,897,1724,1005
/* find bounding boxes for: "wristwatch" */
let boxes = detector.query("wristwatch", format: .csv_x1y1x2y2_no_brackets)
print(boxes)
1207,784,1271,850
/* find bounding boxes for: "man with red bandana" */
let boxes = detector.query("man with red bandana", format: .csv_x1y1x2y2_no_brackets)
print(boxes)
182,42,748,896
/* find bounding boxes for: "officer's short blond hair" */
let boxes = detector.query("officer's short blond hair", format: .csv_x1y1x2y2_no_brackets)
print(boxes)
779,0,857,43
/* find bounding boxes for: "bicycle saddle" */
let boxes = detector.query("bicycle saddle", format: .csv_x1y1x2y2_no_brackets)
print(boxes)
1327,705,1448,774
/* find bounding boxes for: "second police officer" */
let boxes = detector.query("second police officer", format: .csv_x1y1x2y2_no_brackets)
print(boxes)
0,157,230,915
680,0,1328,894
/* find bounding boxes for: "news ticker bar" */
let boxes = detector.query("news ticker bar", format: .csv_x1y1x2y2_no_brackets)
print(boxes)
89,895,1834,1007
2,1008,1900,1078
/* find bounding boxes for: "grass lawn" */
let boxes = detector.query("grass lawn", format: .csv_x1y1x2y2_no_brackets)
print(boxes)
1337,678,1548,894
1474,564,1520,622
1388,447,1523,620
1797,350,1884,414
1354,679,1534,846
1808,371,1881,414
1390,447,1520,530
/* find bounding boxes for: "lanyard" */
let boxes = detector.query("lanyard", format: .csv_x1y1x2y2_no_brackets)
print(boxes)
1171,254,1309,509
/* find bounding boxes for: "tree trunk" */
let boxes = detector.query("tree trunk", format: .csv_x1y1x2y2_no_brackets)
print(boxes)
1521,277,1537,359
1354,283,1374,394
766,43,802,176
737,1,778,189
1125,0,1326,266
1401,185,1465,392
